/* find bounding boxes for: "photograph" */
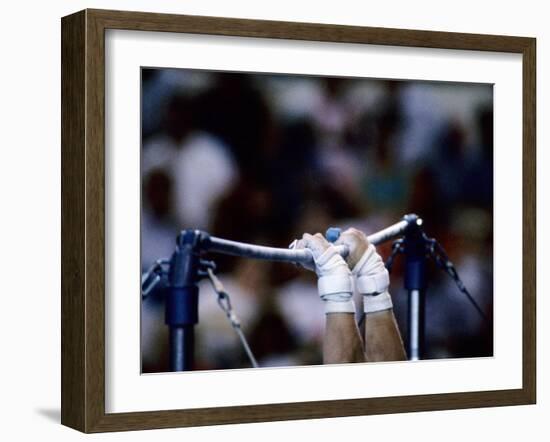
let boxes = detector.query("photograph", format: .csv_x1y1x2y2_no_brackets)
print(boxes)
58,8,535,433
140,68,494,373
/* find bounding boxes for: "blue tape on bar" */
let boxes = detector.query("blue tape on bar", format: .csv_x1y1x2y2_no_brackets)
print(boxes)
325,227,342,243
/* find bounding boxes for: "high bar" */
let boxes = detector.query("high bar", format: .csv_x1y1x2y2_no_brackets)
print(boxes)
202,217,413,266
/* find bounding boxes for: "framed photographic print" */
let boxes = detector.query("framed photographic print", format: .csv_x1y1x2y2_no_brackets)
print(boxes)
61,8,536,433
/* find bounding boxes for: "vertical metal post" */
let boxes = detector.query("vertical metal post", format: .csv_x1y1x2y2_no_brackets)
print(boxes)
407,289,425,360
403,214,427,361
166,230,203,371
169,326,194,371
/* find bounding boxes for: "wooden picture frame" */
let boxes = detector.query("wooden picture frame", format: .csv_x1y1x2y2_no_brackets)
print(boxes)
61,8,536,433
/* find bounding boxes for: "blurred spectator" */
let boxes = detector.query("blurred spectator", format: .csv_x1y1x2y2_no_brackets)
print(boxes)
463,106,494,208
171,131,237,230
143,92,238,231
141,170,177,270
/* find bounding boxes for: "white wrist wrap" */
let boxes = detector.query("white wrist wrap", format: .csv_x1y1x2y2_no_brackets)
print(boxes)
353,244,390,295
317,275,355,313
351,244,376,276
356,270,389,295
314,246,354,314
363,291,393,314
325,299,356,314
317,274,353,296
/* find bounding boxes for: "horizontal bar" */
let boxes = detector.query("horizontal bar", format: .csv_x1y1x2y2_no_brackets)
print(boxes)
367,219,409,245
203,218,411,265
204,236,337,264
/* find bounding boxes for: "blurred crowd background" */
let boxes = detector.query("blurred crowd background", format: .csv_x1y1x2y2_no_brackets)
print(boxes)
140,68,494,373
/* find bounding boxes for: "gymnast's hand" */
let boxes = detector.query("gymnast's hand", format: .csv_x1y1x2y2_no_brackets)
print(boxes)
290,233,355,314
335,228,392,313
332,227,370,270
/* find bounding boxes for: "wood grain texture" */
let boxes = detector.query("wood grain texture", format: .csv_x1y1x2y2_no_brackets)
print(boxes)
60,8,537,433
522,38,536,403
84,9,107,432
61,10,86,431
88,8,532,53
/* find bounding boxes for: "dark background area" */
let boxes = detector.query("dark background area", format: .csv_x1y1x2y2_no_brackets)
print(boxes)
140,68,493,373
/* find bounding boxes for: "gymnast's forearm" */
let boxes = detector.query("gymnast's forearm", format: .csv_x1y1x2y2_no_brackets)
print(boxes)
364,309,407,361
288,232,365,364
324,313,366,364
332,227,407,361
